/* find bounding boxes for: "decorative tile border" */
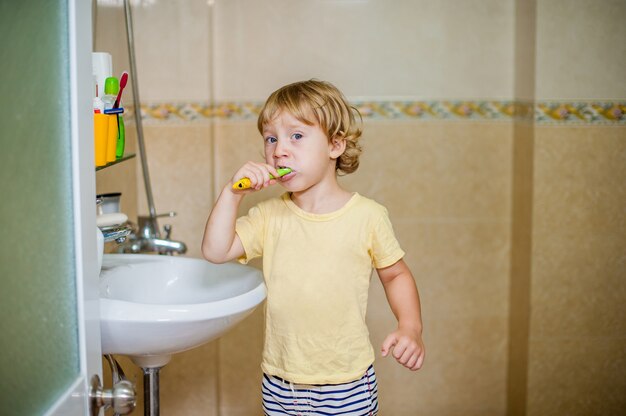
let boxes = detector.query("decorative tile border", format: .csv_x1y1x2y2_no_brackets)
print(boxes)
354,101,517,121
535,101,625,124
124,100,625,125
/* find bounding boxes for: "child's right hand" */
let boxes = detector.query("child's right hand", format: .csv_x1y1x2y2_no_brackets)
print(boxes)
230,161,279,193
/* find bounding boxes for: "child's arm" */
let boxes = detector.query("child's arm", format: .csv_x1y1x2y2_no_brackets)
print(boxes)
377,259,425,371
201,185,245,263
201,162,278,263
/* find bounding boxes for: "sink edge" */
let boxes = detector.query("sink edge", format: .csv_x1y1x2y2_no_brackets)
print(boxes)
100,282,267,322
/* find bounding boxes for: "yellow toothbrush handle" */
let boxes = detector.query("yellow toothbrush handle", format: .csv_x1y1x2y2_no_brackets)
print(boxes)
233,178,252,190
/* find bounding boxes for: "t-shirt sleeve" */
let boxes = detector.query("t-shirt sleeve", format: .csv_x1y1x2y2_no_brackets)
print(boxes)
235,204,265,264
370,208,405,269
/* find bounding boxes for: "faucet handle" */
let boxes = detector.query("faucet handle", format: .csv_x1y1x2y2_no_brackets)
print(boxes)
157,213,175,240
163,224,172,240
155,211,176,219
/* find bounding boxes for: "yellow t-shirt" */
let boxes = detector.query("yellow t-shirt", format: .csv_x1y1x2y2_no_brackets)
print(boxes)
236,192,404,384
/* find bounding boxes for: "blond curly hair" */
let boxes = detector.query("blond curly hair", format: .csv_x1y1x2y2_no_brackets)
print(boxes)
257,79,363,175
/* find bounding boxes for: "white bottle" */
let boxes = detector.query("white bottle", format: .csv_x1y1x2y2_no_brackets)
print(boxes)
93,76,104,113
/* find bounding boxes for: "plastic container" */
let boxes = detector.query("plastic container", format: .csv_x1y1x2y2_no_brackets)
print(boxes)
92,52,112,100
106,114,118,163
102,76,119,110
116,114,125,159
94,113,109,167
102,76,125,159
96,192,122,214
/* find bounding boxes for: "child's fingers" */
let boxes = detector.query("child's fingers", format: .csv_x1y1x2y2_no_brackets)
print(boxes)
380,333,398,357
408,353,424,371
248,166,267,189
233,163,274,190
267,165,279,178
382,329,425,370
252,164,278,187
405,354,419,369
395,338,419,365
413,349,425,370
396,342,415,364
391,336,413,359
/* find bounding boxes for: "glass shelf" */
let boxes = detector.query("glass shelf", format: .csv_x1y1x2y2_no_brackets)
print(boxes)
95,153,136,171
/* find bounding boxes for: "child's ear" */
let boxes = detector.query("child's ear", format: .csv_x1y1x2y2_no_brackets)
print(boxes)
329,136,347,159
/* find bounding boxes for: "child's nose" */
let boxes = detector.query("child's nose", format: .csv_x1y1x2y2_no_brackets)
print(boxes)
273,139,289,158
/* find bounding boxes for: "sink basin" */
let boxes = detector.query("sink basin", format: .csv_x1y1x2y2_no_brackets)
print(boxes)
99,254,266,367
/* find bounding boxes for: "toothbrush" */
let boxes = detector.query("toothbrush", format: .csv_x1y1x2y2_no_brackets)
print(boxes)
232,168,292,190
113,71,128,108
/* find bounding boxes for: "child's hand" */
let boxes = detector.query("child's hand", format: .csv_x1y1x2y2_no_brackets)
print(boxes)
381,327,425,371
230,162,279,192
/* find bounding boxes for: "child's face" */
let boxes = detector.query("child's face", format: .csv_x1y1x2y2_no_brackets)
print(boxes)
262,110,343,193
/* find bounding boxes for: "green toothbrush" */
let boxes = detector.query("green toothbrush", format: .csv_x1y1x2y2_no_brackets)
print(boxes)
232,167,293,190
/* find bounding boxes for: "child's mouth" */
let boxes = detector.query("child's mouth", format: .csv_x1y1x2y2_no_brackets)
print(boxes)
276,166,295,181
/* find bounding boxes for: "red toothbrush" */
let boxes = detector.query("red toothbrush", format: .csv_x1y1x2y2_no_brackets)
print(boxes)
113,71,129,108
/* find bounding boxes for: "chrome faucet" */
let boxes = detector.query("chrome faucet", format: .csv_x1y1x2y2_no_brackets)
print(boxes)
101,224,133,244
117,212,187,255
97,197,132,244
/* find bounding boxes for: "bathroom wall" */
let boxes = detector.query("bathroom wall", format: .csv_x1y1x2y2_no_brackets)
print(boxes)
507,0,536,413
508,0,626,414
525,0,626,414
94,0,625,415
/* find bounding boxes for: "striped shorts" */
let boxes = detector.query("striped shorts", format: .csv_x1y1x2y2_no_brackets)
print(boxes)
262,365,379,416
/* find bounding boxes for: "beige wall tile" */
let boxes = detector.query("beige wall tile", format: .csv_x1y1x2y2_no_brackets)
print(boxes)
531,126,626,338
213,0,514,101
533,127,626,238
160,343,219,416
373,314,507,416
367,218,510,415
527,126,626,415
136,125,213,258
514,0,536,101
527,338,626,415
394,220,511,319
131,0,212,102
507,120,535,415
217,307,265,415
341,121,513,221
536,0,626,99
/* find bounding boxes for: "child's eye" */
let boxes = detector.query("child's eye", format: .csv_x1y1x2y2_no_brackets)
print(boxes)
265,136,277,144
292,133,303,140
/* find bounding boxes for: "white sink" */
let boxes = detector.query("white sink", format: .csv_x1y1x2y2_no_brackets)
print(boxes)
99,254,266,368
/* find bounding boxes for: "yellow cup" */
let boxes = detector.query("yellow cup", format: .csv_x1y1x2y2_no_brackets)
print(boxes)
106,114,118,163
94,113,109,167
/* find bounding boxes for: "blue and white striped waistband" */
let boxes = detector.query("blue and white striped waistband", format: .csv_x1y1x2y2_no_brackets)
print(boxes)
262,365,378,416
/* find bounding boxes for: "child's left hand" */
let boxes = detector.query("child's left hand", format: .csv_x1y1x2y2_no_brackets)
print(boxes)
381,327,425,371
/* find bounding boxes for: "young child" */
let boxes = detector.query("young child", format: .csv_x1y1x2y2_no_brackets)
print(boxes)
202,80,424,416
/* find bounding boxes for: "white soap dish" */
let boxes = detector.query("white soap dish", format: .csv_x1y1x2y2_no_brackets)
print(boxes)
97,212,128,228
